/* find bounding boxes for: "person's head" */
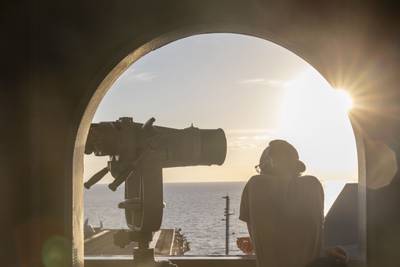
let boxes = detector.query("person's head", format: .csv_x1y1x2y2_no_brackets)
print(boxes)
256,139,305,177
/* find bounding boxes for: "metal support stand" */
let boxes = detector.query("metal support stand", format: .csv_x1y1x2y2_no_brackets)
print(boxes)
113,230,177,267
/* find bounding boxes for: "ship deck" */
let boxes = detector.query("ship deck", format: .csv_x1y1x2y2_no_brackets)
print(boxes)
85,229,186,256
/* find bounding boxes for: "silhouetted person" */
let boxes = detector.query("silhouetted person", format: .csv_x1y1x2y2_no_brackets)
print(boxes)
239,140,324,267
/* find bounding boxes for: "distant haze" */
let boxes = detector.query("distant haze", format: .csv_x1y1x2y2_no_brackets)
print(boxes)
84,33,358,185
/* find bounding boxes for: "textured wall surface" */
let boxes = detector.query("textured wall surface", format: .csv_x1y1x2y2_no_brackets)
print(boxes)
2,1,400,266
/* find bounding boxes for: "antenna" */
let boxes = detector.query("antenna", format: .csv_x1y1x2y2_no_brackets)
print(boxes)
222,195,234,255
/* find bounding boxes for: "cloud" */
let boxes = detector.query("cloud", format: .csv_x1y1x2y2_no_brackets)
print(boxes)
239,78,292,87
227,139,258,150
252,134,271,140
240,78,267,84
267,79,292,87
226,128,277,135
131,72,156,81
120,68,157,82
226,129,277,150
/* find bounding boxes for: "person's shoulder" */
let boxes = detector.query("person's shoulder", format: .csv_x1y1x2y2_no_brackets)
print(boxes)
297,175,323,190
295,175,324,201
246,174,277,191
243,175,265,190
246,174,272,184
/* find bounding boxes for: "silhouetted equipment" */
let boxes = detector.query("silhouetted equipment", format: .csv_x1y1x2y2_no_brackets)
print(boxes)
84,117,227,266
324,183,360,260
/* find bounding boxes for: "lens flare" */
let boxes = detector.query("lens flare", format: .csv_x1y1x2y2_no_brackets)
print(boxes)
335,89,353,112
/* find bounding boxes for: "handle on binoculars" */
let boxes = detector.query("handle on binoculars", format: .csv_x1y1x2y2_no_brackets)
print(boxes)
84,167,109,189
109,176,128,191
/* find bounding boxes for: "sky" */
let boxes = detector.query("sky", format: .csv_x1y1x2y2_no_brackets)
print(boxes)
84,33,358,187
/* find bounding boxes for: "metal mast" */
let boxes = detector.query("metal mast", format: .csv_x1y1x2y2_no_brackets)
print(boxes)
222,195,233,255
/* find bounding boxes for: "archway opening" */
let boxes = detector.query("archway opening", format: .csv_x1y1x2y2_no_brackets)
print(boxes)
79,33,359,258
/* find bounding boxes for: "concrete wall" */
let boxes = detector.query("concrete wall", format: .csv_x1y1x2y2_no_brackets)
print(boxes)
2,1,400,266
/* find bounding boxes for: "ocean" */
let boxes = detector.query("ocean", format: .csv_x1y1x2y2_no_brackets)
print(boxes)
84,181,347,255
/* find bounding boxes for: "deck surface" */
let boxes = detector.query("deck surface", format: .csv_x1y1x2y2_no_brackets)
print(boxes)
85,229,175,256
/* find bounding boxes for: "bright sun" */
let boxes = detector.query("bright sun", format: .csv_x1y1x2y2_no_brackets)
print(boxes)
335,89,353,112
278,67,358,184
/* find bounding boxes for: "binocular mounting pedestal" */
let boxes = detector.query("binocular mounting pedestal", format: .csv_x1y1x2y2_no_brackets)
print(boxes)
84,117,227,266
113,230,177,267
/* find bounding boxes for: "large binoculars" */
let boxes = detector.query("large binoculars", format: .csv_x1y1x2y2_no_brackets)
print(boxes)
84,117,227,189
85,117,226,165
84,117,227,233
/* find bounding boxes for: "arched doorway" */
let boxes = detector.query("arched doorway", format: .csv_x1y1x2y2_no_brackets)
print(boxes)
75,31,364,265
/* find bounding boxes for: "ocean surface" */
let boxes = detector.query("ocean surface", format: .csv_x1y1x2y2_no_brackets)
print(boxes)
84,181,347,255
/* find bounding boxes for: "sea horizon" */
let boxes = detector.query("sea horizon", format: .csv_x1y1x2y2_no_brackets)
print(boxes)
84,180,351,255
